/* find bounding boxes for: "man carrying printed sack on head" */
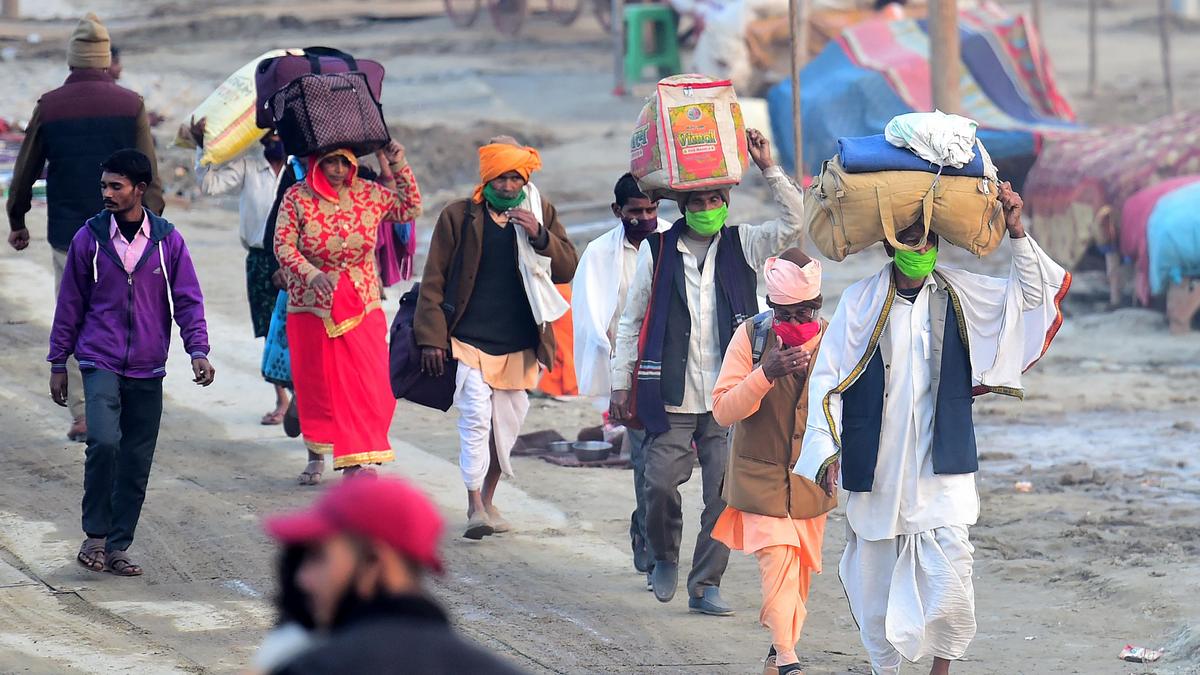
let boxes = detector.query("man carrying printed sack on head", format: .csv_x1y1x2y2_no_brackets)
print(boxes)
610,129,805,616
49,149,214,578
794,183,1069,674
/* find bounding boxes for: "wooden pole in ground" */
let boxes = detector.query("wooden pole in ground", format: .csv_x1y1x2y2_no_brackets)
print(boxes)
1031,0,1043,34
789,0,809,182
1159,0,1176,113
1,0,18,19
612,0,626,95
929,0,961,114
1087,0,1098,96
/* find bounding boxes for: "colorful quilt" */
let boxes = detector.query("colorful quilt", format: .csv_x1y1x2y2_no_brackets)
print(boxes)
1023,110,1200,269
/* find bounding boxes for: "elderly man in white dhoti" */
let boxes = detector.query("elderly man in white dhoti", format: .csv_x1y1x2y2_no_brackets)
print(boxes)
793,182,1070,675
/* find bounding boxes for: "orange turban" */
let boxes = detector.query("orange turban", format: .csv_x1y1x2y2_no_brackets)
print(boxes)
764,256,822,305
473,142,543,203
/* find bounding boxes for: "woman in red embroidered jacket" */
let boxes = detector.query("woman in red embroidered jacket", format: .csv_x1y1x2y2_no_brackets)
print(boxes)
274,141,421,481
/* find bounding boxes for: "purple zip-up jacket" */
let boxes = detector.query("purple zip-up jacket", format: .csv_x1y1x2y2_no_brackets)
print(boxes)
48,209,210,378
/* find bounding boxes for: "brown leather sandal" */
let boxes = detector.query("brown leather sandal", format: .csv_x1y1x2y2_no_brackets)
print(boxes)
76,537,106,573
105,550,143,577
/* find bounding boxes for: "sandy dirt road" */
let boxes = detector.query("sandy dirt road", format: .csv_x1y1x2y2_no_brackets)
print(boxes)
1,2,1200,674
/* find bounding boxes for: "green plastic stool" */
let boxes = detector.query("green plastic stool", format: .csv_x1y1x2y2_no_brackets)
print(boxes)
623,4,682,86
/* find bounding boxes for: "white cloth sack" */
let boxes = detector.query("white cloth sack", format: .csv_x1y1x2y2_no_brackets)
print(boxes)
885,111,980,169
514,183,569,326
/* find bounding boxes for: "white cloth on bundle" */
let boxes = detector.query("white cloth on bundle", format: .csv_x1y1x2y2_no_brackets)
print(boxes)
455,363,531,490
571,219,672,397
514,183,569,326
885,111,980,169
840,523,976,673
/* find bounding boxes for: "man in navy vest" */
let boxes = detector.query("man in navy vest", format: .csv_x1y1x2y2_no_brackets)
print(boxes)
794,183,1071,674
610,129,805,616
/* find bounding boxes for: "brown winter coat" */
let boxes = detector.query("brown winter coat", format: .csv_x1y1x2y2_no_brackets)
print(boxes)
414,197,578,368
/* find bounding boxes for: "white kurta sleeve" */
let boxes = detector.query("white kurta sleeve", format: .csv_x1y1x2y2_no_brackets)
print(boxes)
1008,235,1048,311
737,165,807,269
195,149,247,197
794,296,849,482
611,243,654,391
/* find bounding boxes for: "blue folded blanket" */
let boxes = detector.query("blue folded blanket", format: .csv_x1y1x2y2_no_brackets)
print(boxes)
838,134,987,177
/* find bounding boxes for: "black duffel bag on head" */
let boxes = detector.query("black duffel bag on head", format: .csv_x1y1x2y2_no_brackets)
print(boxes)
388,209,473,411
270,71,390,158
255,46,386,130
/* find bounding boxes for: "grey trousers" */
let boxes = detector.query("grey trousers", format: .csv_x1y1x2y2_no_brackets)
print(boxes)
627,427,650,569
52,248,86,420
82,370,164,553
643,412,730,597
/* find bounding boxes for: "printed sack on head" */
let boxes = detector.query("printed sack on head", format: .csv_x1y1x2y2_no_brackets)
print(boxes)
630,74,749,201
175,49,288,166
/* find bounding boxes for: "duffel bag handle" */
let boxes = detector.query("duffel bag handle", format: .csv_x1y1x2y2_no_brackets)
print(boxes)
302,46,359,74
876,183,933,251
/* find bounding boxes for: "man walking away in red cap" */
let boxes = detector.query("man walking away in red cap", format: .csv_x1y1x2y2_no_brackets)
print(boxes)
263,476,528,674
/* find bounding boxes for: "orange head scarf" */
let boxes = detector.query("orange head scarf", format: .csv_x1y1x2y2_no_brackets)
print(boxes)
764,254,822,305
472,142,542,204
307,149,359,203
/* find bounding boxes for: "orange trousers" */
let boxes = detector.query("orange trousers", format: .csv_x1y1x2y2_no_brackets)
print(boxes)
755,544,813,667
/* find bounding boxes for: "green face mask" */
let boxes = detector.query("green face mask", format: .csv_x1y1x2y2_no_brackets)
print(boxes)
893,246,938,280
483,183,526,211
684,204,728,237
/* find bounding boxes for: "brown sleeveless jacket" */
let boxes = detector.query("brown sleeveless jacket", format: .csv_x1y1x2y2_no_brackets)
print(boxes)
721,319,837,519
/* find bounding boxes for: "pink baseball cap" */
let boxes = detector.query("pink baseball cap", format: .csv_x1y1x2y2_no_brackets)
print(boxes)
264,476,445,574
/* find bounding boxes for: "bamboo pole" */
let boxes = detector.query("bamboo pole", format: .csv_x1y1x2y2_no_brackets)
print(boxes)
1031,0,1042,34
613,0,626,95
789,0,808,182
929,0,961,114
1,0,17,19
1159,0,1176,113
1087,0,1098,97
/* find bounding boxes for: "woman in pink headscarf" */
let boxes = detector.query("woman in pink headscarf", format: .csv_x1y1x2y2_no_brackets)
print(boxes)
710,247,835,675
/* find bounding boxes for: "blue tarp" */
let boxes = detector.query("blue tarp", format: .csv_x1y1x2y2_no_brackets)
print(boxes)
768,43,1038,185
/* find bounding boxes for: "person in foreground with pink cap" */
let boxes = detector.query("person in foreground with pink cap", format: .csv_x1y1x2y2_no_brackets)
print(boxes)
710,248,835,675
262,477,527,674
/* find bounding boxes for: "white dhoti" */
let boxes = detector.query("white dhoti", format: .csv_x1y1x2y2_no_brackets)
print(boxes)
454,363,530,490
840,523,976,674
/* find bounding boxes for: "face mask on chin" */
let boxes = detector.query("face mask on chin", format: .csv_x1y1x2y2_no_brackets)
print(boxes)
774,319,820,348
684,204,728,237
263,139,286,162
622,216,657,239
892,246,938,280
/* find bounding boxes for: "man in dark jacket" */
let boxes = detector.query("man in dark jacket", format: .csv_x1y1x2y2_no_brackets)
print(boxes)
8,12,165,442
264,476,527,675
49,149,211,578
415,138,577,540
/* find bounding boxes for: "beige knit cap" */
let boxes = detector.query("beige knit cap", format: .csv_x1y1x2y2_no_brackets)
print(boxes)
67,13,111,69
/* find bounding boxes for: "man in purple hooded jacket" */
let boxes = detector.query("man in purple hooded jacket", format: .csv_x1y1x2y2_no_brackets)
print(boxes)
48,149,215,577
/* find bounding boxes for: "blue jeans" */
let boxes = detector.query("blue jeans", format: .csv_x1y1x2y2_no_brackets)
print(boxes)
81,369,163,553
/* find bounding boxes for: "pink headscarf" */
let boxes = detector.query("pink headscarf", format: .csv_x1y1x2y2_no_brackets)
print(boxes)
764,256,822,305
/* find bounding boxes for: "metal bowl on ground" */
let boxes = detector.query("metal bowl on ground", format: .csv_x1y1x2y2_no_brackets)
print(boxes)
572,441,613,462
547,440,573,454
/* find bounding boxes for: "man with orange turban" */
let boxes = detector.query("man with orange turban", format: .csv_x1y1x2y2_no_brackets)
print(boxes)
415,138,578,540
711,247,833,675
